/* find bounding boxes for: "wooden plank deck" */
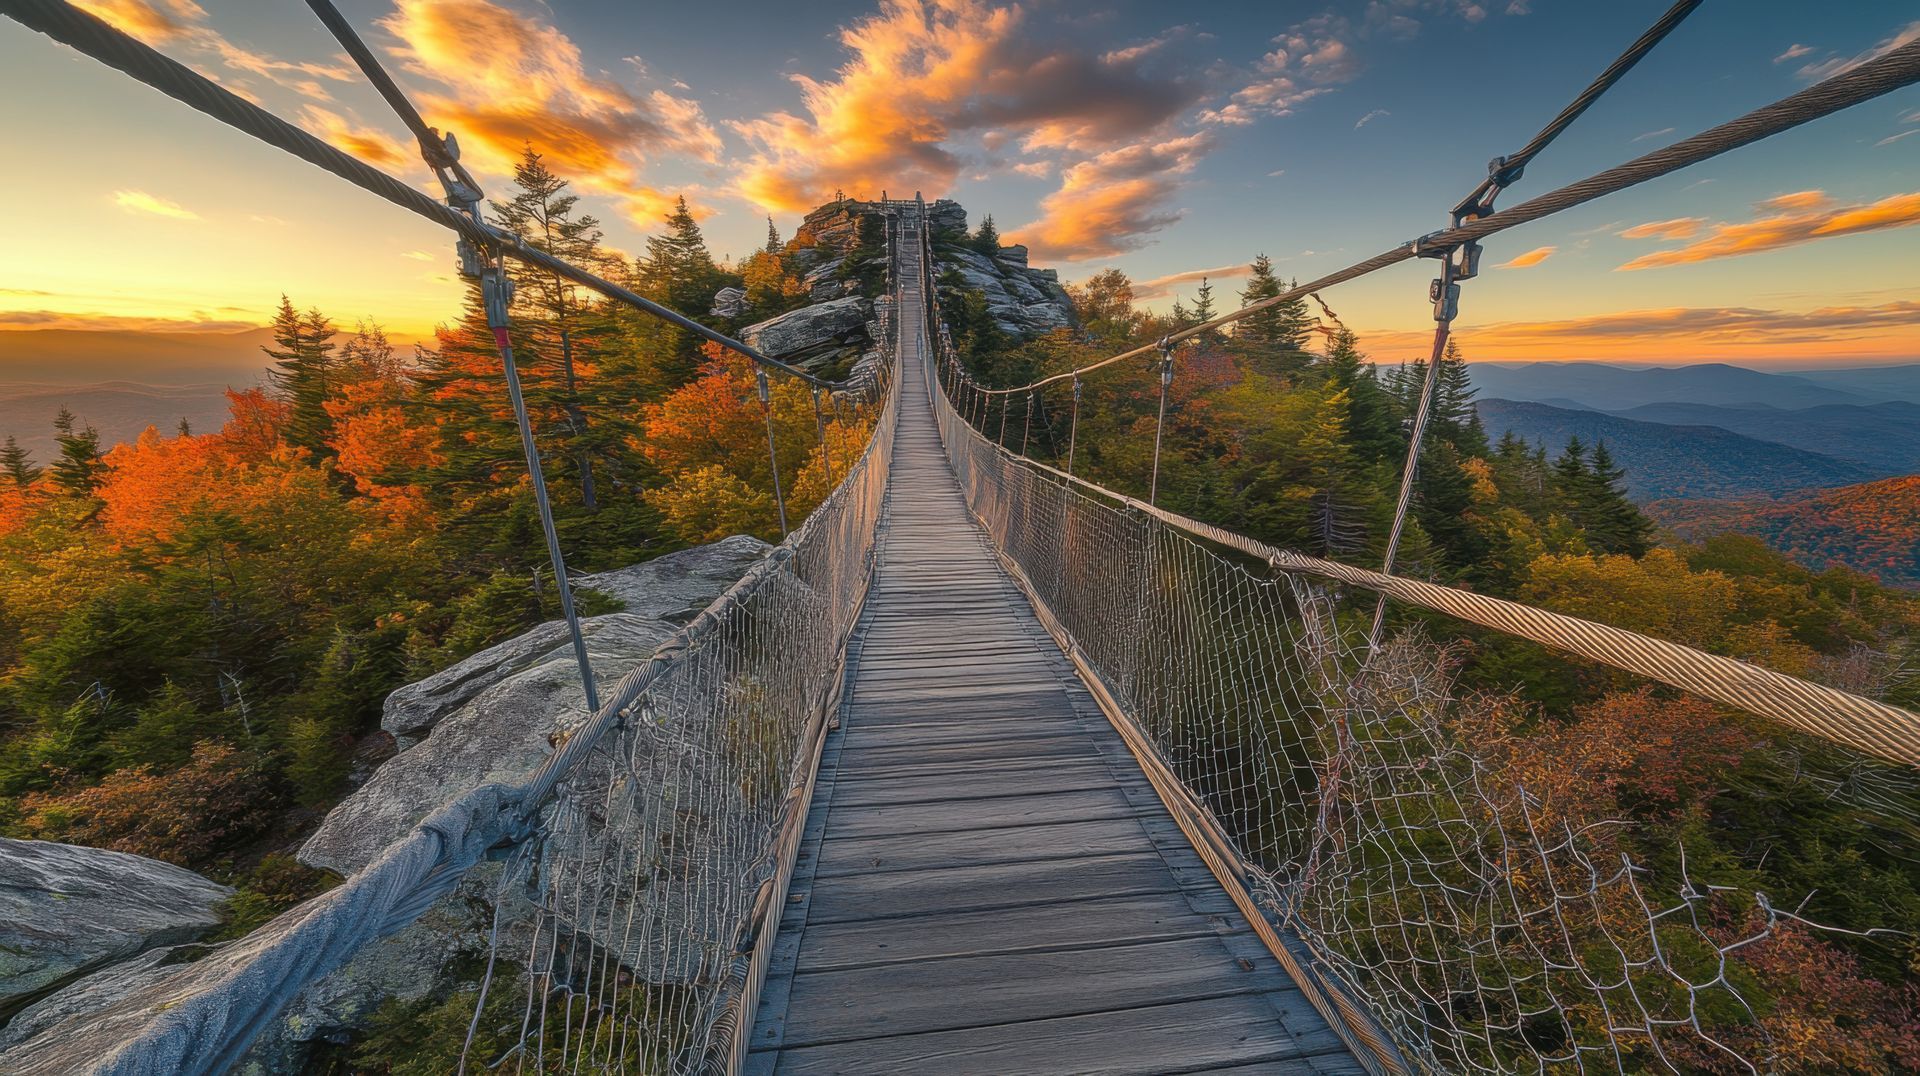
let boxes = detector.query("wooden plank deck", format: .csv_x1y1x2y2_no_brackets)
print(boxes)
746,222,1364,1075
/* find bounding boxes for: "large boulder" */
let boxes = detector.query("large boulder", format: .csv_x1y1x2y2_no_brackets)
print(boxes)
303,613,670,877
935,247,1075,339
740,295,873,369
709,285,748,318
575,534,771,625
0,839,231,1014
382,538,771,747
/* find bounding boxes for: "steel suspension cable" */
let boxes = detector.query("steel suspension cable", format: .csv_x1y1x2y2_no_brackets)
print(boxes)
969,32,1920,397
0,0,844,391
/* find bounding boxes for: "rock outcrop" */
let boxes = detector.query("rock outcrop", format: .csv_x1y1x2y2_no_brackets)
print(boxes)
935,245,1074,338
306,537,771,876
739,295,873,370
709,285,748,318
0,839,231,1014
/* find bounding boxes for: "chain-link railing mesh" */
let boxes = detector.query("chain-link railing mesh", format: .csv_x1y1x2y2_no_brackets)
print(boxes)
460,244,908,1075
926,319,1916,1073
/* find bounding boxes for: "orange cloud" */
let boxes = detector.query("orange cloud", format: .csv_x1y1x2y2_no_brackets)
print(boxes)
73,0,350,101
1495,245,1555,269
72,0,205,45
297,106,409,169
731,0,1201,213
1011,133,1213,262
1618,217,1703,240
1617,190,1920,271
379,0,720,225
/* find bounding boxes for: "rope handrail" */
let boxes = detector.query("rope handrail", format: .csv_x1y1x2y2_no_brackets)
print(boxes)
969,32,1920,395
0,0,856,392
968,433,1920,767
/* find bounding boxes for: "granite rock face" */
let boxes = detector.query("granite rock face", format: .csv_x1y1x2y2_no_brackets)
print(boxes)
740,295,873,369
934,246,1075,338
709,285,748,318
381,537,772,748
0,838,231,1014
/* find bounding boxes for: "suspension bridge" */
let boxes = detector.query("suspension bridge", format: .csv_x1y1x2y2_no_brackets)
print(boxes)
3,1,1920,1073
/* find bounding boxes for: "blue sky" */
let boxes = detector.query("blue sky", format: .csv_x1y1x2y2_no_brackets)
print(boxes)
2,0,1916,364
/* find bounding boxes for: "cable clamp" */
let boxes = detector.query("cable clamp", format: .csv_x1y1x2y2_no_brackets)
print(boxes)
1429,277,1460,322
479,264,515,329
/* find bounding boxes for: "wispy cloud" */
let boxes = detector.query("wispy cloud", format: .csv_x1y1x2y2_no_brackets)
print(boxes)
112,189,199,220
1131,263,1254,301
380,0,722,225
1795,20,1920,81
0,310,260,332
1878,128,1920,148
73,0,352,100
1471,301,1920,344
297,105,409,169
1495,245,1555,269
1618,217,1704,240
1773,44,1814,63
1630,127,1674,143
1617,190,1920,270
1354,108,1389,129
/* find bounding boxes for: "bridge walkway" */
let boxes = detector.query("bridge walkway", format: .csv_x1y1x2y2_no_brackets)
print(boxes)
745,222,1364,1074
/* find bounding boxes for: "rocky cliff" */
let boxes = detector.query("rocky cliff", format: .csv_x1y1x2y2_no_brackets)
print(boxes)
722,198,1075,376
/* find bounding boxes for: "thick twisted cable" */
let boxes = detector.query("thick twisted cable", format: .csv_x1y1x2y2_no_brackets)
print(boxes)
991,444,1920,768
0,0,850,392
976,34,1920,395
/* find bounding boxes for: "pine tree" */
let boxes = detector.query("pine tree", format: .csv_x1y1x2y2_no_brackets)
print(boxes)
493,149,608,510
765,216,782,254
262,296,338,455
1191,277,1216,321
1,434,40,485
49,407,104,495
1552,436,1590,526
644,196,724,312
1432,338,1488,456
972,214,1000,255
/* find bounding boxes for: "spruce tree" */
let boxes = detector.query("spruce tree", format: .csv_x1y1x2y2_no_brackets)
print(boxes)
262,296,338,455
765,216,782,254
1584,441,1653,556
1,435,40,485
972,214,1000,255
49,407,104,495
1324,330,1402,464
644,196,724,312
1432,338,1488,455
1191,277,1216,323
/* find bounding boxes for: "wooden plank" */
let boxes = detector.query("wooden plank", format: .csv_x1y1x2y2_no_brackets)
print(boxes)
803,850,1189,924
833,733,1096,775
824,758,1117,807
752,994,1347,1076
823,787,1138,840
796,891,1223,971
772,935,1300,1047
811,816,1156,877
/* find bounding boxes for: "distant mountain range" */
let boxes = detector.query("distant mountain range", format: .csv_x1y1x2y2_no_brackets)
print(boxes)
1649,477,1920,589
1610,400,1920,474
0,327,276,386
1468,360,1920,410
1475,399,1880,501
0,382,238,462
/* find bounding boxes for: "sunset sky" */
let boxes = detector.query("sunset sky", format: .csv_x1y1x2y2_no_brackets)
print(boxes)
2,0,1917,366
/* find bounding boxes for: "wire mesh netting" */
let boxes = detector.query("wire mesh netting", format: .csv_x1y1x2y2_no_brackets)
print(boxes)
927,338,1920,1073
457,282,906,1074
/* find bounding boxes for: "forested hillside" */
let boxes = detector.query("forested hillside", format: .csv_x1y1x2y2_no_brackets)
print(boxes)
1652,475,1920,588
1476,397,1879,500
935,229,1920,1071
0,152,881,916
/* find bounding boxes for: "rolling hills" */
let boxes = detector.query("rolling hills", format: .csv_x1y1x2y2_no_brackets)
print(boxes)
1474,399,1879,501
1648,476,1920,588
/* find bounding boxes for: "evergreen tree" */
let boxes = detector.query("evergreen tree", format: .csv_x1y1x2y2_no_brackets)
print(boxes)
972,214,1000,255
49,407,104,495
262,296,338,455
1,434,40,485
1432,338,1488,456
492,149,608,510
765,216,782,254
643,196,724,312
1583,441,1653,556
1324,330,1403,464
1190,277,1218,339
